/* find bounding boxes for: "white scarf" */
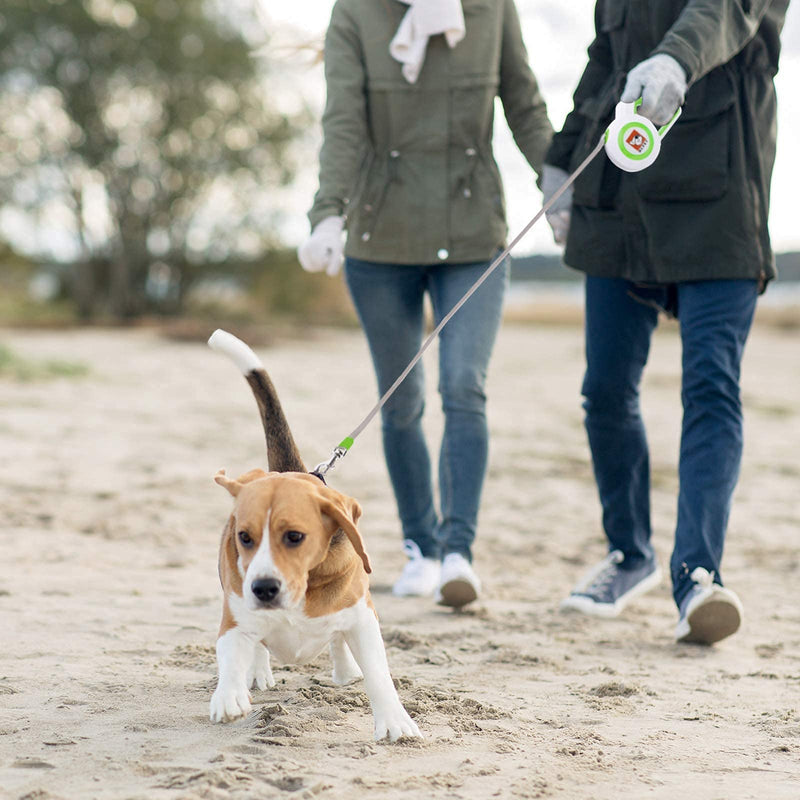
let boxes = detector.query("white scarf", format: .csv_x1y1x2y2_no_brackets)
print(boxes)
389,0,466,84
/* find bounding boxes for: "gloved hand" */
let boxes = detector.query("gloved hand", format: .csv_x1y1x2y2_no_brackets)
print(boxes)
297,215,345,276
541,164,572,246
621,53,687,126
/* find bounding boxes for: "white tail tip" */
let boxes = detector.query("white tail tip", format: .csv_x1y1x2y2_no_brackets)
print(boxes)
208,329,263,374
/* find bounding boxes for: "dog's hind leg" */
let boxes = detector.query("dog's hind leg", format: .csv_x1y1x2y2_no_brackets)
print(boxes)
330,632,363,685
248,642,276,691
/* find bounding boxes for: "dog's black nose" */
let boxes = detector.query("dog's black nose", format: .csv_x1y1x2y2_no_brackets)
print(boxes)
251,577,281,604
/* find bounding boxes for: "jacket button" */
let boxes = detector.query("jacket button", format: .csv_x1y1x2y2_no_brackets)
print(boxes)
390,150,400,158
437,248,449,260
362,232,371,242
463,188,472,198
465,147,476,157
364,203,373,212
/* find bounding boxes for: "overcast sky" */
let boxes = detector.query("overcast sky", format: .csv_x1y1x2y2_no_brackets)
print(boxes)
268,0,800,256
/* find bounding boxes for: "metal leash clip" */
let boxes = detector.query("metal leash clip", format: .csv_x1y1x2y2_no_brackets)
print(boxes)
311,442,351,479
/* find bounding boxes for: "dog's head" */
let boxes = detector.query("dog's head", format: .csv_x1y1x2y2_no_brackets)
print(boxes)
215,469,369,611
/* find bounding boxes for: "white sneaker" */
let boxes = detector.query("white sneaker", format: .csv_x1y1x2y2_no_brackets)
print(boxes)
675,567,742,645
392,540,441,597
435,553,481,608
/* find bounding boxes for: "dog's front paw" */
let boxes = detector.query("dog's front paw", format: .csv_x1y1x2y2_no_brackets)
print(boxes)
373,705,422,742
209,683,252,723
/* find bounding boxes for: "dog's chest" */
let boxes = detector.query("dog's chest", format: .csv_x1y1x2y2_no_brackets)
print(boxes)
229,594,360,665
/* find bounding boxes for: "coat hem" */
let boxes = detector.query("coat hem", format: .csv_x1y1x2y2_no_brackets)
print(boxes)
343,241,506,267
562,258,776,288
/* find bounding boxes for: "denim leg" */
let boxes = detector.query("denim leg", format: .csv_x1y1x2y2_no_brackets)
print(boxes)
672,279,758,607
427,257,509,560
344,258,439,558
582,276,659,565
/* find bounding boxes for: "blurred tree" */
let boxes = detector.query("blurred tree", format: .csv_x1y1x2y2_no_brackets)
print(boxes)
0,0,308,319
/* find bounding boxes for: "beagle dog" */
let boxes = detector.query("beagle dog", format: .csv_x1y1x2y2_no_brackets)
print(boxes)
207,330,420,742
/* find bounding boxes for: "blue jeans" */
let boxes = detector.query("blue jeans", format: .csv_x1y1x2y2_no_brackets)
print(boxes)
344,256,509,561
582,276,758,607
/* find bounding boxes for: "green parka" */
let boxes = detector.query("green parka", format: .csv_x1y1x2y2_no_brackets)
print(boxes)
309,0,552,265
546,0,789,287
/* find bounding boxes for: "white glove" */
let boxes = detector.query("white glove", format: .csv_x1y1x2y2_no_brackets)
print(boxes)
621,53,687,126
541,165,572,246
297,215,345,277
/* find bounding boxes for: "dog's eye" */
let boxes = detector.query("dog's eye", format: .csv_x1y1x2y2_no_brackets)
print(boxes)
238,530,254,548
283,530,305,547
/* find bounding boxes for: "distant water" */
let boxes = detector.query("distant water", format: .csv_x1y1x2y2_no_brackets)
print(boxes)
507,279,800,308
760,281,800,306
506,281,582,309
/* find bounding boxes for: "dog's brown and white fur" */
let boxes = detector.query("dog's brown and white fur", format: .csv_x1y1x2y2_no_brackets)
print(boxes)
207,330,420,742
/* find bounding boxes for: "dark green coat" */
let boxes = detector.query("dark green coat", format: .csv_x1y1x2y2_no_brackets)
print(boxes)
546,0,789,287
309,0,552,265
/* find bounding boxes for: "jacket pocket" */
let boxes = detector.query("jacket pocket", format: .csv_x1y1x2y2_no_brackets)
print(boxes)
347,152,393,245
451,145,505,247
344,150,375,220
636,68,737,203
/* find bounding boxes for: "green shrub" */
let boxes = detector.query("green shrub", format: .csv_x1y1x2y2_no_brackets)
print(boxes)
0,344,88,381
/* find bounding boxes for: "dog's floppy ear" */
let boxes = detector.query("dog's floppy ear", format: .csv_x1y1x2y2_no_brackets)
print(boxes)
318,487,370,574
214,469,242,497
218,514,242,594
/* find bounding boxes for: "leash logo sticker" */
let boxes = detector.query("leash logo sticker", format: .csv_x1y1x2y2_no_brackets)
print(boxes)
617,122,655,161
625,129,648,153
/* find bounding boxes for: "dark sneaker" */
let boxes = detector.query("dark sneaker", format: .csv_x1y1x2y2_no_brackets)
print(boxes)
560,550,661,618
674,567,742,645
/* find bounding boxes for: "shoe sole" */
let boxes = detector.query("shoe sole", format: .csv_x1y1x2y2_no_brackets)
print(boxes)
436,578,478,608
559,566,662,618
676,594,741,645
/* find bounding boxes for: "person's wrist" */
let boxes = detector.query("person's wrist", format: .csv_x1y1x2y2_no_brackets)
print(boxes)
314,215,345,235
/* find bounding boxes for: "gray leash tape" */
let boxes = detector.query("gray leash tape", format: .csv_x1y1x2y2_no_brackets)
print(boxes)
314,137,607,477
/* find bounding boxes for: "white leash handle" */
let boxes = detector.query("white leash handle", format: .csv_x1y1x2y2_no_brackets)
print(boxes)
604,100,681,172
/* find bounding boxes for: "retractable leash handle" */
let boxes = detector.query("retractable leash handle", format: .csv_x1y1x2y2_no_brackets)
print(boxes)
604,99,681,172
313,98,683,477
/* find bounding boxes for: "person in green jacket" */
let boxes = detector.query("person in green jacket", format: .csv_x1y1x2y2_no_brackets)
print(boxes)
299,0,552,606
542,0,788,643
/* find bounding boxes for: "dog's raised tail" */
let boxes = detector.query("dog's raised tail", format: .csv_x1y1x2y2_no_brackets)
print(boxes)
208,329,306,473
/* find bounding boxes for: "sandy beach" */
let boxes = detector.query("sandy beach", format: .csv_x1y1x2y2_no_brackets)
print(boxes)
1,313,799,799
